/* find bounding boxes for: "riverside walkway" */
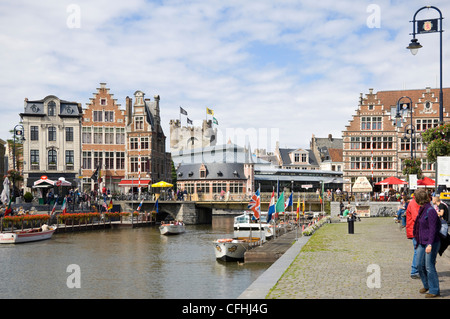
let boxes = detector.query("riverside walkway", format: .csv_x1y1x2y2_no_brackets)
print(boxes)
240,217,450,299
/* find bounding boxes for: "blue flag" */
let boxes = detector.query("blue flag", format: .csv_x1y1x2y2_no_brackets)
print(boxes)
267,190,276,223
155,199,159,214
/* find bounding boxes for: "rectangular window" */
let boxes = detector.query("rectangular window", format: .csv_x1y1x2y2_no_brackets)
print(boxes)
105,151,114,170
48,126,56,141
30,150,39,164
82,127,92,144
82,151,92,170
65,127,74,142
105,127,114,144
105,111,114,122
116,152,125,170
361,117,382,131
130,137,139,150
94,127,103,144
141,137,149,150
130,157,139,172
94,151,102,169
30,126,39,141
93,111,103,122
135,116,144,130
116,128,125,144
65,150,74,165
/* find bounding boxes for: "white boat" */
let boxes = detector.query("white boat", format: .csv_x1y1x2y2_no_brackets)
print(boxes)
0,225,56,244
213,237,261,262
233,211,273,239
159,221,186,235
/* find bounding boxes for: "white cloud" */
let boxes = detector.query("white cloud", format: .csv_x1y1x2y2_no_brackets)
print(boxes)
0,0,449,153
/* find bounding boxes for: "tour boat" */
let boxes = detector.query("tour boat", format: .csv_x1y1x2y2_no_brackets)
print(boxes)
159,221,186,235
233,211,273,239
0,225,57,244
213,237,262,262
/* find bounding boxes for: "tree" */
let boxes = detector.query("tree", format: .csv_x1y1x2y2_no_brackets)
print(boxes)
402,158,423,180
421,123,450,163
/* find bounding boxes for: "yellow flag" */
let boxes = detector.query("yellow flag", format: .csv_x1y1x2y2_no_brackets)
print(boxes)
206,107,214,115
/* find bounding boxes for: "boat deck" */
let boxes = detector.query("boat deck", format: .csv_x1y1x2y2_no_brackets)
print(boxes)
244,227,301,263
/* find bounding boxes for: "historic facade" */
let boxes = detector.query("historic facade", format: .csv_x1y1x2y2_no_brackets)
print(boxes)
120,90,172,190
170,119,217,152
20,95,83,193
81,83,127,192
342,87,450,192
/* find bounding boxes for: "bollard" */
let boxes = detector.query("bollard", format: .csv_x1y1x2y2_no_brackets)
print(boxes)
347,215,354,234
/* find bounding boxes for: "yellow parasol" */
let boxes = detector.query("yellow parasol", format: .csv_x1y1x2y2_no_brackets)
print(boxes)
151,181,173,188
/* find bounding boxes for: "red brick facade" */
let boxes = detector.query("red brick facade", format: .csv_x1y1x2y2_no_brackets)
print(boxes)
342,87,450,192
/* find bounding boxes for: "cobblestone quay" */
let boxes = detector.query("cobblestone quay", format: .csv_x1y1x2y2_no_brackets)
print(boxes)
259,217,450,299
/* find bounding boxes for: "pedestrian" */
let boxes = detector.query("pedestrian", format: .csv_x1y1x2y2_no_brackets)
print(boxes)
405,194,420,279
413,188,441,298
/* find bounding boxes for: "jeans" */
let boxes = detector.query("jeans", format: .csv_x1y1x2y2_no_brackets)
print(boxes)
416,241,440,295
411,238,418,276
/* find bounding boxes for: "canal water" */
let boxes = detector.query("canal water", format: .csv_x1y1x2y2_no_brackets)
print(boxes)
0,216,270,299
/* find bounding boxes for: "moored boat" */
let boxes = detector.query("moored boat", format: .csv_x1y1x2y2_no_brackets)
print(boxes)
233,211,273,239
159,221,186,235
0,224,57,244
213,237,261,262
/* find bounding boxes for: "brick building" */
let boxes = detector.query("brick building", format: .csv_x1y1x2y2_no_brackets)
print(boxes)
81,83,126,192
118,90,172,191
342,87,450,193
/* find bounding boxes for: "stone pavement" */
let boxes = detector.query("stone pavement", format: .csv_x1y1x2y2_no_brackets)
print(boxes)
240,217,450,299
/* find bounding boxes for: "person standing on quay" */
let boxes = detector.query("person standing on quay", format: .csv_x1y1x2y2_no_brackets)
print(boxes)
413,188,441,298
405,194,420,279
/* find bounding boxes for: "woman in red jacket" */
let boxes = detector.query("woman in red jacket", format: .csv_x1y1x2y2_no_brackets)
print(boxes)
405,195,420,279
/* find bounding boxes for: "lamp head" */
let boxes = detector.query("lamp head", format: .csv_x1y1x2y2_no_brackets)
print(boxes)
407,38,422,55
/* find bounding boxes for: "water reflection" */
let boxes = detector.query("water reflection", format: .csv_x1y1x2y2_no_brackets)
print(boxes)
0,216,269,299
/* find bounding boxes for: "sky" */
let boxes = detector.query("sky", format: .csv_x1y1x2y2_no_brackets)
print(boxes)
1,0,449,152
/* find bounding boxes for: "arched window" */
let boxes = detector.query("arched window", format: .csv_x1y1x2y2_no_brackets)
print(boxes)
48,101,56,116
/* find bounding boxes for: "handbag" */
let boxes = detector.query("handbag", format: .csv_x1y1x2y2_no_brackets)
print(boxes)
440,218,448,237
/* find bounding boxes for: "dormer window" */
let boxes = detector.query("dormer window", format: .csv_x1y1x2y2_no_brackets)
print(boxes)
48,101,56,116
199,164,207,179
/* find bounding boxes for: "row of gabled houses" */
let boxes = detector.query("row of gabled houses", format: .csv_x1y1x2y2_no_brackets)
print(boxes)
3,84,449,201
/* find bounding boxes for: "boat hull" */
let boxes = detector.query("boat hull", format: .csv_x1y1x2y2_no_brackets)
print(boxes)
159,224,185,235
213,240,249,261
0,227,56,244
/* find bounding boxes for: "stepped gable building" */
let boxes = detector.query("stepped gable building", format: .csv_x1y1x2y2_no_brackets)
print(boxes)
119,90,172,189
20,95,83,193
342,87,450,193
81,83,126,192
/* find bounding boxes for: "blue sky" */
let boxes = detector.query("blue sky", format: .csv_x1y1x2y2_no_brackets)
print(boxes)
1,0,449,152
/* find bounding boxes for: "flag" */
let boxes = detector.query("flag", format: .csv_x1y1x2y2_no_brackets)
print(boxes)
275,192,285,215
50,196,59,216
5,197,12,216
102,199,107,210
296,197,300,220
213,117,218,125
90,166,99,181
302,199,305,214
285,192,293,209
247,188,260,219
206,107,214,115
319,193,322,204
98,168,102,185
267,189,276,223
155,199,159,214
180,106,188,115
61,196,67,214
137,198,144,211
187,118,193,125
107,199,113,211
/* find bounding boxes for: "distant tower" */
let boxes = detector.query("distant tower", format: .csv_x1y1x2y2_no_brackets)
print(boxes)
170,119,217,151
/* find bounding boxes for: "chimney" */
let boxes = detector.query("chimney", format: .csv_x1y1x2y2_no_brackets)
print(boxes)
126,96,132,125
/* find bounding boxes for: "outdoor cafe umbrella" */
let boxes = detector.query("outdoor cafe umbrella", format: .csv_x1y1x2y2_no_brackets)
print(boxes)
151,181,173,188
375,176,408,185
417,177,435,187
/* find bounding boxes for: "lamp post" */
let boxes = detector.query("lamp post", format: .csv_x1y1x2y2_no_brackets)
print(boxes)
12,124,24,200
395,96,415,161
407,6,444,124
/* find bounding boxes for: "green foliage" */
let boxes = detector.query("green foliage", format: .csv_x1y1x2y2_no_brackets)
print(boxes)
402,158,423,180
421,123,450,163
23,192,33,203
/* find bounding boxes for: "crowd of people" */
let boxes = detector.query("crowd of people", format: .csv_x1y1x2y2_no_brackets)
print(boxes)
403,188,450,298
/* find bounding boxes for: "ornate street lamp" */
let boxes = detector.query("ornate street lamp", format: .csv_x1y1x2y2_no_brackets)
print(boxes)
407,6,444,124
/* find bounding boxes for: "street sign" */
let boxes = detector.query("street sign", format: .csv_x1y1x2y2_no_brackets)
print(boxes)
301,184,313,189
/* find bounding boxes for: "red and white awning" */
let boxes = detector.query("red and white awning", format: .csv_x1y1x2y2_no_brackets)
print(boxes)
118,179,151,187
